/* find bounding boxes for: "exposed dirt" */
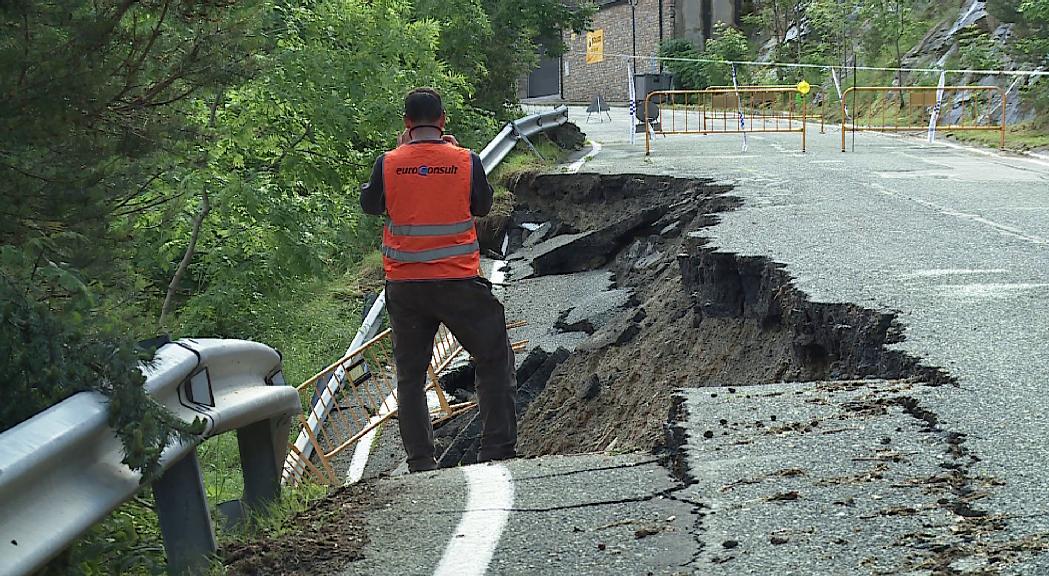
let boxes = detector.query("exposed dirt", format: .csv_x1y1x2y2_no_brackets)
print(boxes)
222,482,387,576
510,173,951,458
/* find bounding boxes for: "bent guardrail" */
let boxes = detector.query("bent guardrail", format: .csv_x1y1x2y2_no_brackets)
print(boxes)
0,339,299,576
479,105,569,174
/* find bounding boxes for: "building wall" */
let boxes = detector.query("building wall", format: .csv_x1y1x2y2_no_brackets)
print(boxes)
561,0,673,102
560,0,739,102
675,0,740,44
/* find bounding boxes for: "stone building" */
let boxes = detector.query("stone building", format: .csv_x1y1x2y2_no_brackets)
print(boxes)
524,0,740,102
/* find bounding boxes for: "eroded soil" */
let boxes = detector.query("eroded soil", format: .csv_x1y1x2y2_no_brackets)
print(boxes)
222,482,387,575
509,173,950,457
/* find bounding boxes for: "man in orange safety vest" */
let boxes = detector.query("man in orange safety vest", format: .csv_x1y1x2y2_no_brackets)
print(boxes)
360,88,517,472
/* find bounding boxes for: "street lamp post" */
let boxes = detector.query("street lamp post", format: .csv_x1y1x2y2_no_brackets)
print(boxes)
628,0,638,60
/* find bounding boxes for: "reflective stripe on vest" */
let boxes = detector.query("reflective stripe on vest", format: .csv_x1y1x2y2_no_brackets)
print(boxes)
384,218,475,237
380,142,478,280
381,241,480,263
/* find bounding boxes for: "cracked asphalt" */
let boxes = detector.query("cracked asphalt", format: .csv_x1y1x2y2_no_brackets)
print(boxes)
342,455,697,576
570,108,1049,573
338,108,1049,574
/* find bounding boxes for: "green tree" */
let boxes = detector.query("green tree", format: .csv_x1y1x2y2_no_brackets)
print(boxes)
414,0,493,82
988,0,1049,64
859,0,923,87
0,0,260,472
1,243,203,479
166,0,500,336
702,24,753,87
471,0,595,113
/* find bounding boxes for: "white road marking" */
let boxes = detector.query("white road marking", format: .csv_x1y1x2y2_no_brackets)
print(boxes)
346,396,391,484
870,182,1049,246
871,130,1049,170
433,464,515,576
699,155,761,159
567,140,603,173
902,268,1011,278
490,261,508,286
944,283,1049,298
348,390,445,484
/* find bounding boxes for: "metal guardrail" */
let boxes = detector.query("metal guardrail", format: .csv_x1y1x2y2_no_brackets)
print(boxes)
284,107,570,484
479,105,569,174
0,339,299,576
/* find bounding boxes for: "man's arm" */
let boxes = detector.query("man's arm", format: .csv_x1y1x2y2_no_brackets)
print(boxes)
469,152,493,217
360,155,386,215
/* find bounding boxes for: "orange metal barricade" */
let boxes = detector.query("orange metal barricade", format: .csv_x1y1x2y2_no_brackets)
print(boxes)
840,85,1006,151
708,85,825,132
644,87,808,155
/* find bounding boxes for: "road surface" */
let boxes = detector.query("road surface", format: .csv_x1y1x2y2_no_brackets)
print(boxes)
343,108,1049,574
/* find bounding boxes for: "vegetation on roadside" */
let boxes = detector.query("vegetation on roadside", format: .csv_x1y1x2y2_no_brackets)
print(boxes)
948,123,1049,151
1,0,594,572
487,137,574,219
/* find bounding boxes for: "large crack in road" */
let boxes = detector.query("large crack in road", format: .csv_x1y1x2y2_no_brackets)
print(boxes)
225,158,1049,575
489,172,1047,574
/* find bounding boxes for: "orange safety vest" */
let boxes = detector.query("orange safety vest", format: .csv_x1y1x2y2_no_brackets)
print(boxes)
381,142,480,281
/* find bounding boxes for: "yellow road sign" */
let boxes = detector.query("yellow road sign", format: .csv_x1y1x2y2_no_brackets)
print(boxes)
796,80,811,95
586,29,604,64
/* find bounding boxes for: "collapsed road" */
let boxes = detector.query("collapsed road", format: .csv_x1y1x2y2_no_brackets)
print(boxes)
225,109,1049,575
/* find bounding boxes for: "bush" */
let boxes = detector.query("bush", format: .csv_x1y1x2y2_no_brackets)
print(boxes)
958,26,1002,71
702,24,753,87
659,24,753,91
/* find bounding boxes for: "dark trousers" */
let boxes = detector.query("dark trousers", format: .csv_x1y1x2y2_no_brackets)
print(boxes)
385,277,517,470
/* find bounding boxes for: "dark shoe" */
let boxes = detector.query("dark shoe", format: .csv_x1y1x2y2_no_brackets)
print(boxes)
408,457,438,473
477,450,517,464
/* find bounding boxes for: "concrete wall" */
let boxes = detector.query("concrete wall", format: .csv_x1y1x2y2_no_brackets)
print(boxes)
675,0,740,44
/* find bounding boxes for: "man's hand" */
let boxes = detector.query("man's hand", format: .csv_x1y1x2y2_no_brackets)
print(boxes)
442,134,460,146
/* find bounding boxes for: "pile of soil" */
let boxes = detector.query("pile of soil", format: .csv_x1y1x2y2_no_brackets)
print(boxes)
509,173,949,458
222,482,387,576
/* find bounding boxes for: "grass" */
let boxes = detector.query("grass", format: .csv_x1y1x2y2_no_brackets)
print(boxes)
191,270,371,505
488,137,572,217
946,122,1049,152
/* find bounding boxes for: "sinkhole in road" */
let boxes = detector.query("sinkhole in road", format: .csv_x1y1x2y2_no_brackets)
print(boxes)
432,172,952,469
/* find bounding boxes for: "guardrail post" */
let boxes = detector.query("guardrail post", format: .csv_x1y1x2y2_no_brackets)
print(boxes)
238,418,283,511
153,449,216,575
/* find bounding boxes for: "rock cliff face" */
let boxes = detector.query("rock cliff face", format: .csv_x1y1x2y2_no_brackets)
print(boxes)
753,0,1044,127
901,0,1040,125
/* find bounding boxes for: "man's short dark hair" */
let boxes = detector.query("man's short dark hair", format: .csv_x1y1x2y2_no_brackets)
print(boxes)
404,88,444,124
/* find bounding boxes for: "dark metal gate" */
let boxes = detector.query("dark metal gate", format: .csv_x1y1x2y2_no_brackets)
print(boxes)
527,55,560,98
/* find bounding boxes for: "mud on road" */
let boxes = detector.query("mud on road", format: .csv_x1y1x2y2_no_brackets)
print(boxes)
222,482,387,576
